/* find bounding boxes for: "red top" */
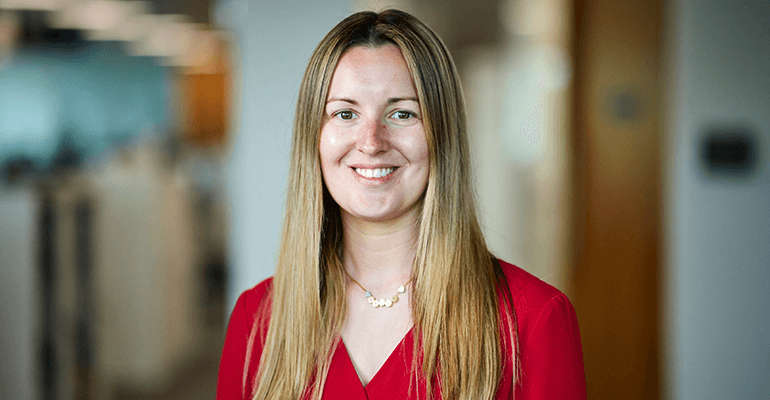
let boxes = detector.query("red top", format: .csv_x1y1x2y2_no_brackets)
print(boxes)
216,260,586,399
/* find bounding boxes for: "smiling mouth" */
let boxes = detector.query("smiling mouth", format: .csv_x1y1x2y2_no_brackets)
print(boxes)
354,167,396,178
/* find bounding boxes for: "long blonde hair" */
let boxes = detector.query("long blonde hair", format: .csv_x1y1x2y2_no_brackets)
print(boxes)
250,10,517,400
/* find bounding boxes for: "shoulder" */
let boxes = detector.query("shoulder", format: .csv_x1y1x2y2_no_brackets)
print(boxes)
496,259,581,346
497,259,563,300
217,277,274,400
224,277,274,344
496,259,586,398
230,277,274,331
234,277,274,313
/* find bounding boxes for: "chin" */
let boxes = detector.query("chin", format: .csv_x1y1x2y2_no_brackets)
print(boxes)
350,210,400,223
345,201,422,226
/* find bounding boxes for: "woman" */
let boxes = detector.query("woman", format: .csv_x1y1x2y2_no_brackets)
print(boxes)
217,9,585,400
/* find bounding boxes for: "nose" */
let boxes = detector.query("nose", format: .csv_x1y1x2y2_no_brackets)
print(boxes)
356,118,389,155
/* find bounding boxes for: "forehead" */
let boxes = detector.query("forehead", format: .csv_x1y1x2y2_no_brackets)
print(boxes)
327,45,417,97
337,44,405,66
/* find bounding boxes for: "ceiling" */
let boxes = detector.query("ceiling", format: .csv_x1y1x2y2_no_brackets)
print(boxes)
1,0,224,67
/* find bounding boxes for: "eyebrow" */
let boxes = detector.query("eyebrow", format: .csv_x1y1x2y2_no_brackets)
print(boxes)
325,97,419,105
326,97,358,105
387,97,419,104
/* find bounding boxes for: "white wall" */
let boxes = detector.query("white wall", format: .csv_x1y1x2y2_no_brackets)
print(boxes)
88,147,199,391
0,188,38,400
664,0,770,398
462,1,571,292
215,0,351,312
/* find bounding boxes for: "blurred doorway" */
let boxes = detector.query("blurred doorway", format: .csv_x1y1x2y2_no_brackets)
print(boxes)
570,0,663,398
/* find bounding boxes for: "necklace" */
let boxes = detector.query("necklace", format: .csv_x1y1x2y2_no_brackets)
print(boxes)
342,268,413,309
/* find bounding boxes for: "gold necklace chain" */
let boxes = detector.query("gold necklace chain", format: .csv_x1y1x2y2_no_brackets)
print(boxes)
342,267,413,309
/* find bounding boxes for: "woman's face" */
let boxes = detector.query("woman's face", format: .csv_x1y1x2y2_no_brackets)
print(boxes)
319,44,429,225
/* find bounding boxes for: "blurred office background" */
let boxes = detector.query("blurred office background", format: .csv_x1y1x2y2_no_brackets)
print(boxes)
0,0,767,399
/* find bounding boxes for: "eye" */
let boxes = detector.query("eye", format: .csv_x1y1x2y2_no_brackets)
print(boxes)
334,110,357,120
386,109,420,127
392,110,415,120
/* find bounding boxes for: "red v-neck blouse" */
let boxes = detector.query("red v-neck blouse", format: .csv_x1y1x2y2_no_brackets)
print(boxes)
216,260,586,399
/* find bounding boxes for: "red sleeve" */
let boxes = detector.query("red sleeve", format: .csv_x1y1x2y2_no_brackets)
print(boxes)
515,293,586,400
217,291,250,400
216,281,272,400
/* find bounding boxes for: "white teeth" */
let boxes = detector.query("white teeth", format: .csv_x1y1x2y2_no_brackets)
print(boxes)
355,167,395,178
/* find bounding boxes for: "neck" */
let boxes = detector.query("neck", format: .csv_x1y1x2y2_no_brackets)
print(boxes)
341,206,420,289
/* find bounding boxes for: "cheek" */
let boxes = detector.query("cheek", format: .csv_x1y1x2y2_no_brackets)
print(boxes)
318,129,347,185
402,132,430,190
418,139,429,162
416,135,431,188
407,131,430,165
318,129,337,166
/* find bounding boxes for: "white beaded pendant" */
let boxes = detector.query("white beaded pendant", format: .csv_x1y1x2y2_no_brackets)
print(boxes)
361,283,408,310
